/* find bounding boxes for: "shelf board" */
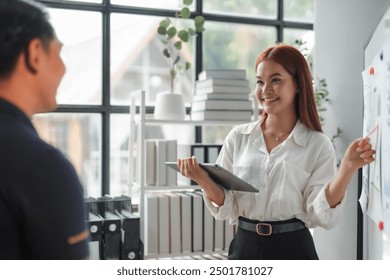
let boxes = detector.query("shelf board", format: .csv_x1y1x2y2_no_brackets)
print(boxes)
143,185,201,191
131,182,201,191
145,250,228,260
134,115,252,125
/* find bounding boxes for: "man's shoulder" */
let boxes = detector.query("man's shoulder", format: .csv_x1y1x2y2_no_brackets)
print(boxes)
1,123,52,153
0,122,71,174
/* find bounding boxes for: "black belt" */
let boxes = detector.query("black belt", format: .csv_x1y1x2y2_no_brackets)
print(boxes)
238,217,306,236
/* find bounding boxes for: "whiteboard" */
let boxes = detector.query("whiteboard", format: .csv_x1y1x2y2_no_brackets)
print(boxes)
363,2,390,260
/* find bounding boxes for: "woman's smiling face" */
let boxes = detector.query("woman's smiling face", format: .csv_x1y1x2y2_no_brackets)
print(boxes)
255,59,298,116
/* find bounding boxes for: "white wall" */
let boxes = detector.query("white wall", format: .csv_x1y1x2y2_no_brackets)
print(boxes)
313,0,389,259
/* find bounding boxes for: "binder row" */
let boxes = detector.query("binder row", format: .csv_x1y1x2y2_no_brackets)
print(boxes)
144,190,236,257
144,139,178,186
85,195,143,260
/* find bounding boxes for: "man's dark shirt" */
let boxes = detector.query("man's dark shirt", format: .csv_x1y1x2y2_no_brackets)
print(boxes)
0,98,89,259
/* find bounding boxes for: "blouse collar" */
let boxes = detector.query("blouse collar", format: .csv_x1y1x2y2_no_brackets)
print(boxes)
237,117,311,151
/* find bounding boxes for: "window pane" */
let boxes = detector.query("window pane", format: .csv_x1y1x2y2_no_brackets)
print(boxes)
111,14,195,106
60,0,102,3
32,113,102,198
110,114,131,197
204,0,277,19
203,21,277,89
283,0,314,22
48,9,102,105
111,0,183,10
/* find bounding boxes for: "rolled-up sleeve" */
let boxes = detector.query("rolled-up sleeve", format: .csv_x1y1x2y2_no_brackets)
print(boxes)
302,140,345,229
203,189,236,221
308,183,346,229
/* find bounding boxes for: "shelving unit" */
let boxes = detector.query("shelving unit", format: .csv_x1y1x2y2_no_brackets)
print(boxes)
129,89,257,258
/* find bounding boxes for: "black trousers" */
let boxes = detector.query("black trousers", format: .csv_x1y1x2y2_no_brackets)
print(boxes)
228,218,319,260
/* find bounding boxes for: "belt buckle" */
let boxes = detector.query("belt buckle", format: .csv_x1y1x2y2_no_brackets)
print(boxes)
256,223,272,236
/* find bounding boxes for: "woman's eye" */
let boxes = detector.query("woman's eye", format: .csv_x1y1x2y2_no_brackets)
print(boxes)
272,78,281,83
256,80,264,86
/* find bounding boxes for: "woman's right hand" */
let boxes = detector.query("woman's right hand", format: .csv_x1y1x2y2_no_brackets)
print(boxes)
177,156,225,206
177,156,209,185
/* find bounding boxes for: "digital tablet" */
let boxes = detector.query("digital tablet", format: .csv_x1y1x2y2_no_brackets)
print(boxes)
165,162,259,193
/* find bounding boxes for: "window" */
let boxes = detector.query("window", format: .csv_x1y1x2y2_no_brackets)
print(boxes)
49,8,102,105
33,113,102,197
203,0,277,19
34,0,314,196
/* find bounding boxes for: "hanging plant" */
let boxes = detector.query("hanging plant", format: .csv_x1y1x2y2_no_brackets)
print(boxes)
157,0,205,93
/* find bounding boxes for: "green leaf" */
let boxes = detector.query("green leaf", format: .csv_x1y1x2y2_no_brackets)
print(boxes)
185,61,191,70
178,30,189,42
159,18,170,28
195,26,205,33
157,26,167,35
183,0,193,5
167,26,177,38
195,16,206,33
163,48,170,58
174,41,182,50
180,7,191,19
194,16,205,26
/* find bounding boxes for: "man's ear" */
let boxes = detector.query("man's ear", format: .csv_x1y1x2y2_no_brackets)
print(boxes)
24,38,44,74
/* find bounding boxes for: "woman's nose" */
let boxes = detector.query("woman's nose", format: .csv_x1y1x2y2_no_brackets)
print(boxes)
262,83,272,94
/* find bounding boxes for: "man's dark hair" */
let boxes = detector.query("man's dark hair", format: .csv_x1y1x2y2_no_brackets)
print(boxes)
0,0,55,79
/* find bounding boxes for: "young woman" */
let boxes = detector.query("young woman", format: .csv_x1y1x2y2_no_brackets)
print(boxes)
178,44,375,260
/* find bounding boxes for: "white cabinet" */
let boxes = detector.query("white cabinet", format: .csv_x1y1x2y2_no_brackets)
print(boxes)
128,90,256,259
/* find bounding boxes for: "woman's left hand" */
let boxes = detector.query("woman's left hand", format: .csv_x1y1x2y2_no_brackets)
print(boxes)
343,137,375,171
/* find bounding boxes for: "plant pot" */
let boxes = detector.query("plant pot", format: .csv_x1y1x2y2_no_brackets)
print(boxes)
154,92,186,120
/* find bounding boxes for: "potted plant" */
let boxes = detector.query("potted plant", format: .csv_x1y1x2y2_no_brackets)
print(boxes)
154,0,205,120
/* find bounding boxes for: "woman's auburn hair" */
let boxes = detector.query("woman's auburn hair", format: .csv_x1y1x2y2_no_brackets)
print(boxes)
255,44,323,133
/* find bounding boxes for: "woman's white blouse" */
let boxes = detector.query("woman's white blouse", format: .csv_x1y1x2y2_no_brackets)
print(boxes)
203,118,345,229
